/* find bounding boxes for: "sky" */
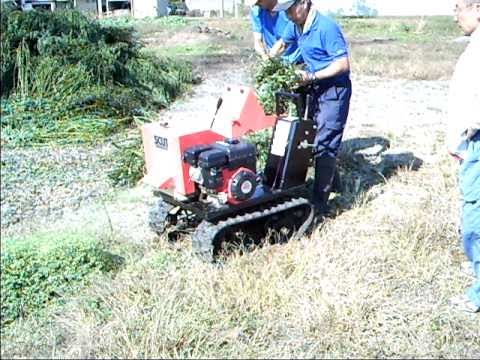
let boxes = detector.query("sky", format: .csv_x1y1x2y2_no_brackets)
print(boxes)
313,0,454,16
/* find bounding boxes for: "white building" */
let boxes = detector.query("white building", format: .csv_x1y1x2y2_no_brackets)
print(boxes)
186,0,242,15
75,0,97,13
131,0,168,18
186,0,233,12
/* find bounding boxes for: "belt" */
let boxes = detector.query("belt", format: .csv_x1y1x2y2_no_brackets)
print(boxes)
312,73,351,89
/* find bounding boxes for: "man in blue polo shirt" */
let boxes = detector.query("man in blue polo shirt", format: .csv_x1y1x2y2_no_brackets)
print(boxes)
247,0,302,64
271,0,352,215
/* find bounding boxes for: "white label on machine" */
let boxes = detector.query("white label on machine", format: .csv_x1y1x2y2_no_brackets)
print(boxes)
270,120,292,157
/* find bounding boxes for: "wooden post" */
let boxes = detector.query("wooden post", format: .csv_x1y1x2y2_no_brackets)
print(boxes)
220,0,224,18
106,0,109,15
97,0,102,17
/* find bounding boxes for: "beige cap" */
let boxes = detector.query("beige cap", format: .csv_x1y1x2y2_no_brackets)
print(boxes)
246,0,297,11
272,0,296,11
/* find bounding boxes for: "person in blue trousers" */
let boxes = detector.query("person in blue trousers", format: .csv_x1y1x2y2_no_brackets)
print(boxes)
446,0,479,313
247,0,302,64
270,0,352,214
458,136,480,313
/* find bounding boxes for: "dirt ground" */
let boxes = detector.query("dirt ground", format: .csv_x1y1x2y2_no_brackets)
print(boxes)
1,22,451,237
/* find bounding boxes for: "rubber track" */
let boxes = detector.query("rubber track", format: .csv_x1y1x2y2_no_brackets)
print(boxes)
148,198,174,235
192,197,313,262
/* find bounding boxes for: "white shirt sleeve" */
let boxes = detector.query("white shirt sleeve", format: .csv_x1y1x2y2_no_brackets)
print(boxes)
446,29,480,156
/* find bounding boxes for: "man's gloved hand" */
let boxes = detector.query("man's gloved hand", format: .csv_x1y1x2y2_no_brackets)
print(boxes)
295,70,315,85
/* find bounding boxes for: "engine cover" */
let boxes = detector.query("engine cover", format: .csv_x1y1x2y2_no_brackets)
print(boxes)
227,168,257,204
183,138,257,195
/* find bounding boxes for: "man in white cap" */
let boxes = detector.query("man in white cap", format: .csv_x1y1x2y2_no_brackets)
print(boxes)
246,0,302,63
447,0,480,314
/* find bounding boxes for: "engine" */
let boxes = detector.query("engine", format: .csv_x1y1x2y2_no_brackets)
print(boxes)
183,139,258,205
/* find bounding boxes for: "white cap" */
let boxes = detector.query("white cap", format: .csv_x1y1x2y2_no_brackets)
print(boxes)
272,0,297,11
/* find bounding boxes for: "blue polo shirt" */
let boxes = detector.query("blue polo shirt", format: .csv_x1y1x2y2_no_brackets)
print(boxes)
282,11,348,73
250,6,302,64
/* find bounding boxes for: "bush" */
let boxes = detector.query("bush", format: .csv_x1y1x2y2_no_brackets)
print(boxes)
1,232,118,326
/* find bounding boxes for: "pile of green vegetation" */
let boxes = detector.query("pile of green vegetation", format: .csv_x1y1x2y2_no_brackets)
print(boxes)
0,7,194,146
254,59,299,115
1,231,119,326
251,59,299,166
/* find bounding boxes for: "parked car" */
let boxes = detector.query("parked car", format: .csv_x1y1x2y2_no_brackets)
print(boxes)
1,0,31,10
167,1,186,16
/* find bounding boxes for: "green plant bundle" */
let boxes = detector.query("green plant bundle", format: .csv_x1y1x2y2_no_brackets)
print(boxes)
254,59,299,115
108,130,145,187
0,232,118,327
245,128,272,171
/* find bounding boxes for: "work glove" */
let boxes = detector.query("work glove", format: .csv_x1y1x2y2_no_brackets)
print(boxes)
295,69,315,85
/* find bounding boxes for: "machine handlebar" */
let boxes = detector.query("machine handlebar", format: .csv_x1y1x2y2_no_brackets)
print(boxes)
275,91,311,120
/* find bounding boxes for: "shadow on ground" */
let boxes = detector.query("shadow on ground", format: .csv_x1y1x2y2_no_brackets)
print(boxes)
332,136,424,213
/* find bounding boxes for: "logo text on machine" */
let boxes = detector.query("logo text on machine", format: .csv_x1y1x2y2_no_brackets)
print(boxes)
154,136,168,150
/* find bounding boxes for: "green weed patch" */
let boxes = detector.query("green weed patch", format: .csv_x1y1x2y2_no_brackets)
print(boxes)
0,231,119,327
101,15,191,36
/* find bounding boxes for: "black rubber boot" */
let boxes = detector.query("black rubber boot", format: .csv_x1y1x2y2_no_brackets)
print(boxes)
312,154,337,216
331,168,343,194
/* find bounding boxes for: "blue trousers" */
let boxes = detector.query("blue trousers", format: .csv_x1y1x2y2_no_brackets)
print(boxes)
459,133,480,307
311,78,352,158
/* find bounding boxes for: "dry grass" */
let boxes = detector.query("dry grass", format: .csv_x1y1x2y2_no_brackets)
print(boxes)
340,16,466,80
350,41,465,80
194,16,468,80
2,155,479,358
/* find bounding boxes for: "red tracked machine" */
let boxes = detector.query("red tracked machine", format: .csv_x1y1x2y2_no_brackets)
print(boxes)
142,86,316,261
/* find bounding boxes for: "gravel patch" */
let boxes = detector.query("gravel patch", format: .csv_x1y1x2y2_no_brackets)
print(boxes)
1,144,115,229
346,75,450,162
